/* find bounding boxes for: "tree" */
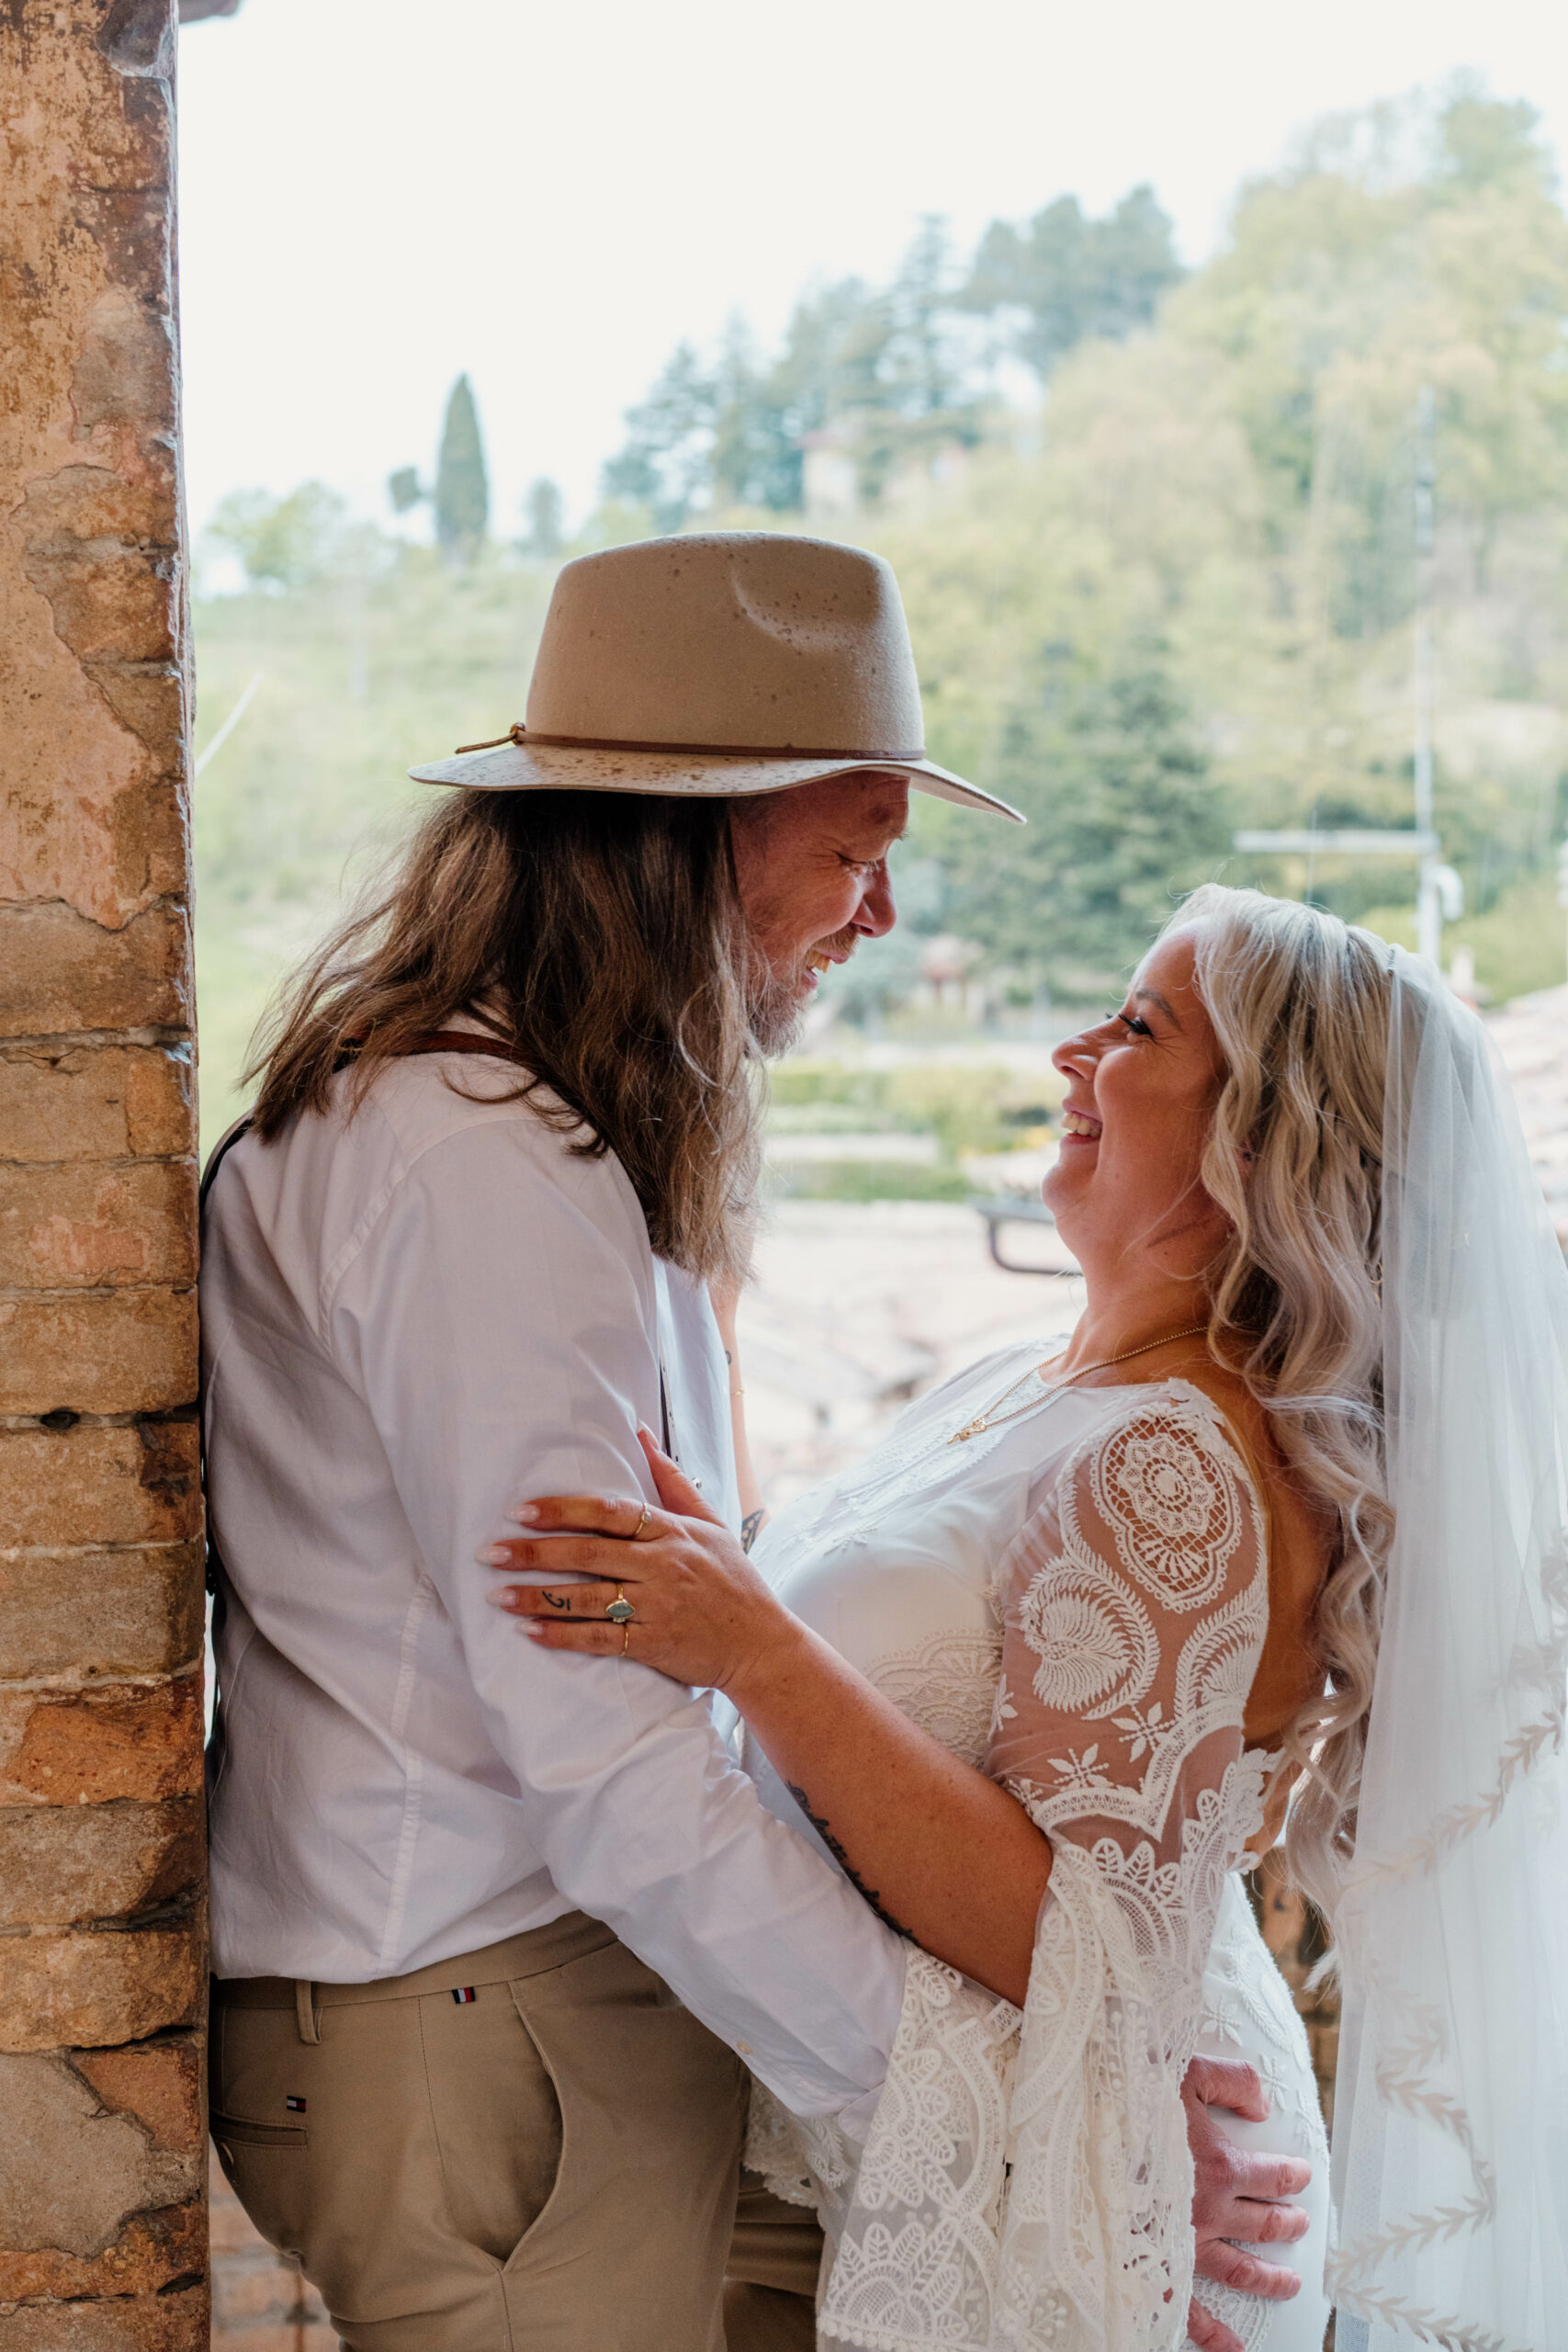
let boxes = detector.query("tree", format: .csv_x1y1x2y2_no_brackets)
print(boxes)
434,374,489,561
958,186,1184,380
523,478,564,558
207,481,353,591
601,342,717,530
939,647,1230,993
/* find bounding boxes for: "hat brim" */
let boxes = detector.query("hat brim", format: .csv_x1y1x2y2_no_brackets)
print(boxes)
407,738,1023,822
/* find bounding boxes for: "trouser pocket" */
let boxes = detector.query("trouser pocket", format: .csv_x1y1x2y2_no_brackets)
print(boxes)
415,1977,563,2264
209,2076,311,2260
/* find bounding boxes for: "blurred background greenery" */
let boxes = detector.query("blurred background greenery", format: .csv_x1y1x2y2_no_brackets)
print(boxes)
194,83,1568,1182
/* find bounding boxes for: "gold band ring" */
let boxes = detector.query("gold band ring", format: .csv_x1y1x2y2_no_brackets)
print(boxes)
621,1621,631,1657
631,1503,653,1542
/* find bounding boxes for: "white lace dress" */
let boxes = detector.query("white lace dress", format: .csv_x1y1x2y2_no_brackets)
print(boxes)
741,1343,1331,2352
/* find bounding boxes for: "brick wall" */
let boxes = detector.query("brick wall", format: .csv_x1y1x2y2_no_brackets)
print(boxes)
1251,1849,1341,2132
0,2,208,2342
209,2154,337,2350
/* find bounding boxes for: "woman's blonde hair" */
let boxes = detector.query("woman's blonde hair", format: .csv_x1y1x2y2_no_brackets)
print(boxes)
246,787,760,1285
1163,883,1395,1920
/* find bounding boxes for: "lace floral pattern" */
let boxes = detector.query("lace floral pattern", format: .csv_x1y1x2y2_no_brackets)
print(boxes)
803,1384,1275,2352
864,1629,1004,1769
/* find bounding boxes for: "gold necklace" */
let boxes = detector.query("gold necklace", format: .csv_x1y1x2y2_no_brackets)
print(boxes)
947,1322,1211,1444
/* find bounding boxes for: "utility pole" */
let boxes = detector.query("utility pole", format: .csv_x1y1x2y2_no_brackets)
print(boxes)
1413,385,1447,965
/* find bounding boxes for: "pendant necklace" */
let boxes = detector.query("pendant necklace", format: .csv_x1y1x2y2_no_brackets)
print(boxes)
947,1321,1210,1444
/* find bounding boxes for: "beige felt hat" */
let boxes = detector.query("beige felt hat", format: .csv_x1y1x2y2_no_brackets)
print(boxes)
408,531,1022,822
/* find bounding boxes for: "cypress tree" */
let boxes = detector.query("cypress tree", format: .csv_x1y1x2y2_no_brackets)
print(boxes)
434,374,489,561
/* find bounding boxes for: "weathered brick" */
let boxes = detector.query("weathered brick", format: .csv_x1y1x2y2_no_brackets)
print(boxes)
0,1421,199,1552
0,1543,203,1681
123,1046,196,1159
0,1679,202,1809
0,1045,195,1164
0,1162,195,1290
0,1288,196,1416
74,2041,201,2154
0,2052,197,2256
0,1923,202,2055
0,1798,202,1928
0,2281,208,2349
0,2199,204,2305
0,903,190,1038
22,547,176,671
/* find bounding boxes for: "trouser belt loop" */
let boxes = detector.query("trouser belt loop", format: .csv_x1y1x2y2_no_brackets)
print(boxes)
294,1979,321,2045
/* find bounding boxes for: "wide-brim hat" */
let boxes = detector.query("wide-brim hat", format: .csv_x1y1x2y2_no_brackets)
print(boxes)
409,531,1023,823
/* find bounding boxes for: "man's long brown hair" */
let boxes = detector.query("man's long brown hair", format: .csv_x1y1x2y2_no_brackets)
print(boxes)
245,788,760,1283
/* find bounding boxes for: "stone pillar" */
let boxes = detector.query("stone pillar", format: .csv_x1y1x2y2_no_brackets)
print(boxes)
0,2,207,2343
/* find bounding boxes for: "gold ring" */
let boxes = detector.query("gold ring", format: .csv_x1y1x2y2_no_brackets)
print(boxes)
621,1621,631,1657
605,1585,636,1625
631,1503,653,1542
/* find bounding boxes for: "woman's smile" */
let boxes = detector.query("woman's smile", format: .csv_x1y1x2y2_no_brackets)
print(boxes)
1059,1105,1102,1144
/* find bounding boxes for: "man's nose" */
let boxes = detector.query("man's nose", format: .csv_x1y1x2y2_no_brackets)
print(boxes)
856,865,897,939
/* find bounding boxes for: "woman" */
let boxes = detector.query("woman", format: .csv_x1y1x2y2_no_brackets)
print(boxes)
484,886,1568,2350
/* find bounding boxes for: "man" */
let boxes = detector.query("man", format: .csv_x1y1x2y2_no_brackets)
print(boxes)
202,532,1309,2351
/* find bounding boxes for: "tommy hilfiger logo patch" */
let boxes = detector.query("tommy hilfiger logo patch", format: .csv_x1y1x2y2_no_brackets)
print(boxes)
452,1986,478,2005
285,2097,307,2113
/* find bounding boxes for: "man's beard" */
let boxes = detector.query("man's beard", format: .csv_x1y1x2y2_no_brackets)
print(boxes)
744,927,858,1058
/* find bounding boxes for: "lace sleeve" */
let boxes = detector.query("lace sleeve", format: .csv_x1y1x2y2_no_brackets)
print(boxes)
815,1382,1273,2352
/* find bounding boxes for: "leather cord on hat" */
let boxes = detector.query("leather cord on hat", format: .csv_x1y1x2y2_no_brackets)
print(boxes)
453,723,928,762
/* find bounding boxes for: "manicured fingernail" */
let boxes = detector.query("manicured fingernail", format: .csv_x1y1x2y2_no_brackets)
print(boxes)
482,1587,514,1608
506,1502,540,1523
524,1623,545,1639
475,1544,510,1565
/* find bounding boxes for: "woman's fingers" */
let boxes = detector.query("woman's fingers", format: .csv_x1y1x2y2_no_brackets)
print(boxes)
478,1532,651,1576
502,1490,663,1539
525,1616,640,1658
637,1425,725,1525
487,1578,627,1622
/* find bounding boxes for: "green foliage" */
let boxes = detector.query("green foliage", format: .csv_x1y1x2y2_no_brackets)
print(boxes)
935,646,1230,996
956,185,1184,379
387,465,423,515
434,374,490,560
208,481,361,592
523,478,564,557
768,1160,974,1204
766,1060,1064,1149
192,534,557,1147
193,81,1568,1148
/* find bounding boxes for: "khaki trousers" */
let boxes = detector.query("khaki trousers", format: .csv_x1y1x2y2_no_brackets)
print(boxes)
211,1914,756,2351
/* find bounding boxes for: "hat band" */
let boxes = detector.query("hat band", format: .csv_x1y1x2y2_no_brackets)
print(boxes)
454,723,929,762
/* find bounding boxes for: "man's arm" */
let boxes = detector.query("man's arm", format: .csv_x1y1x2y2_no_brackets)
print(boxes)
332,1118,906,2120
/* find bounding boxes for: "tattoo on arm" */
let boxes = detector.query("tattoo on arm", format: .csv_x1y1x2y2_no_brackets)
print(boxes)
786,1783,914,1940
740,1508,764,1554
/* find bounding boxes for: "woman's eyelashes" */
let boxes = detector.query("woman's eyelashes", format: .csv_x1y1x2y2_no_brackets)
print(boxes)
1111,1008,1154,1037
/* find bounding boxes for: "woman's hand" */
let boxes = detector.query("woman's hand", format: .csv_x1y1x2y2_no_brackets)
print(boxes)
479,1427,797,1693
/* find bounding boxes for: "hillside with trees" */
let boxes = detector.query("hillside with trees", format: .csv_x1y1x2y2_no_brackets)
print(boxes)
193,84,1568,1133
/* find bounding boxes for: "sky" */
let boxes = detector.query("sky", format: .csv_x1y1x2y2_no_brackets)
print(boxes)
175,0,1568,547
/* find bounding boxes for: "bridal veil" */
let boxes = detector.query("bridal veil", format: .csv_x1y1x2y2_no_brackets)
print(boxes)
1329,949,1568,2347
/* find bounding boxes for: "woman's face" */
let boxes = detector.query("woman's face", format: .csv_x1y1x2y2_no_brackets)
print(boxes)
1043,932,1231,1284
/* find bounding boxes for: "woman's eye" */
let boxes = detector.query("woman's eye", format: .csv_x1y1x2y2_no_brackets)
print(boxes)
1114,1010,1153,1037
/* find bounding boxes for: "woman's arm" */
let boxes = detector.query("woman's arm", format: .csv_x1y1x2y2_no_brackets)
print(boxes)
486,1432,1051,2006
708,1279,766,1555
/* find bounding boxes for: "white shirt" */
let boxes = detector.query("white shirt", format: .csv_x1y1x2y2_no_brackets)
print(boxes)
200,1046,906,2121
